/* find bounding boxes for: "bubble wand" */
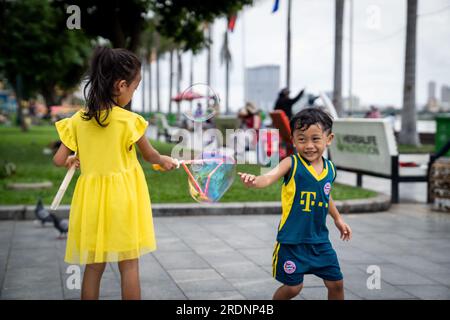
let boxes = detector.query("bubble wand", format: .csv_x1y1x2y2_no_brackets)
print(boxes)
51,152,77,210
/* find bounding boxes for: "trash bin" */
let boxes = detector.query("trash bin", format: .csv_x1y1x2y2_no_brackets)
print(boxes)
435,114,450,156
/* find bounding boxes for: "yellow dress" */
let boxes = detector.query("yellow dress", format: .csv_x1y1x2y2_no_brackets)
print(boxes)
55,106,156,265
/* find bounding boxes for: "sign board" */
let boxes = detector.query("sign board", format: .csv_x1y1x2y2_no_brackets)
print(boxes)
329,118,398,176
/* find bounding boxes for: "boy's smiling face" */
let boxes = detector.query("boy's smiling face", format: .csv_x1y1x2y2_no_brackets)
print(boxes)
292,123,334,164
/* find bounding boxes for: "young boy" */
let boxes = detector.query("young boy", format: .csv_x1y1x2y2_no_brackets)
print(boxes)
238,107,352,300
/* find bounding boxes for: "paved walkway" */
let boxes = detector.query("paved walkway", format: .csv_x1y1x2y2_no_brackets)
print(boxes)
1,204,449,300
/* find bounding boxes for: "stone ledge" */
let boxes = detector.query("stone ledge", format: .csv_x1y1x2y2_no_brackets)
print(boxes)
0,193,391,220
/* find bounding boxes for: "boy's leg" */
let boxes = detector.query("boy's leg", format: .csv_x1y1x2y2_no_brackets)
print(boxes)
118,258,141,300
81,262,106,300
323,279,344,300
273,283,303,300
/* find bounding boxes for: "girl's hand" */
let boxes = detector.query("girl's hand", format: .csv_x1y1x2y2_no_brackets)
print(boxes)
335,218,352,241
238,172,257,188
159,155,178,171
65,155,80,169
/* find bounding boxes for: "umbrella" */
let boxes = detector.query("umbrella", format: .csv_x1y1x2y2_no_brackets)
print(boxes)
171,90,204,102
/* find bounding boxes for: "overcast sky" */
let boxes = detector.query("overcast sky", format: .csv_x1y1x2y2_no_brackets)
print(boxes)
132,0,450,113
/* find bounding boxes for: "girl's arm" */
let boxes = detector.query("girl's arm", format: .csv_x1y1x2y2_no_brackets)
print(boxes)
238,156,292,189
136,136,177,170
329,195,352,241
53,143,79,168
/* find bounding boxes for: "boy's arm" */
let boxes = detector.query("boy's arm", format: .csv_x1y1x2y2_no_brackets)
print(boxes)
329,195,352,241
238,156,292,188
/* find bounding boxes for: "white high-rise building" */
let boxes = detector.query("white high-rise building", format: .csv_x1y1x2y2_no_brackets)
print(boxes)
244,65,280,113
427,81,439,112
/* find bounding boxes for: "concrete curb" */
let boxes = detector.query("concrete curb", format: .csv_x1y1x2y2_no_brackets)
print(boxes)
0,193,391,220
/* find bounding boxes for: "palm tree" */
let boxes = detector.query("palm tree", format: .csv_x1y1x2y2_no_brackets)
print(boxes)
398,0,420,146
176,48,183,118
206,24,213,88
220,29,232,115
333,0,344,116
168,49,174,114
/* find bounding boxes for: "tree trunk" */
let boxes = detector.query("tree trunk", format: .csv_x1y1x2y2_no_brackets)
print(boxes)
207,24,212,88
176,48,182,119
225,31,230,115
168,50,174,114
149,52,153,113
141,58,146,113
156,52,161,113
286,0,292,90
333,0,344,117
190,52,194,111
398,0,420,146
42,85,60,118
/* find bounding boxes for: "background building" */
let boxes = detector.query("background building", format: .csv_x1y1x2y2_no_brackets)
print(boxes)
244,65,280,113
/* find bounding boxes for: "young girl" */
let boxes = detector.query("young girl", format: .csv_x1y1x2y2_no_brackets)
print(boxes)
53,46,177,300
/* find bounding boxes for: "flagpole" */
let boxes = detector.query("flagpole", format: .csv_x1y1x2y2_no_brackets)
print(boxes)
286,0,292,90
242,10,246,105
348,0,354,116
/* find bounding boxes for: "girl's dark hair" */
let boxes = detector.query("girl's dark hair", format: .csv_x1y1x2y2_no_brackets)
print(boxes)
83,46,141,126
290,107,333,135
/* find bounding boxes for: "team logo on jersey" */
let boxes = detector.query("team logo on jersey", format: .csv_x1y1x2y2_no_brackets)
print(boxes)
283,260,296,274
324,182,331,195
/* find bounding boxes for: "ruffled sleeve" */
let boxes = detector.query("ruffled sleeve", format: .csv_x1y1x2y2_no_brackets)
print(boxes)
128,114,148,149
55,117,77,152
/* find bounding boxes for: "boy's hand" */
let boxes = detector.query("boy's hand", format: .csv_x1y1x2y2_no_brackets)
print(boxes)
159,155,178,171
65,155,79,169
335,218,352,241
238,172,257,188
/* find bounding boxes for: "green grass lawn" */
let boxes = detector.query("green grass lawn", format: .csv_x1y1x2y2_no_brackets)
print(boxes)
0,125,377,205
398,144,435,154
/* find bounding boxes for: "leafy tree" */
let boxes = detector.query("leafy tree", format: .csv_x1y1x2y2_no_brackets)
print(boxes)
58,0,154,53
150,0,253,53
0,0,91,115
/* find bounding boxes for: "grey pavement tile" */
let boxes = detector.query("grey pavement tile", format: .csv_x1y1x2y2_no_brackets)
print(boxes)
2,201,450,300
237,247,274,267
344,276,416,300
167,269,223,283
176,278,237,294
381,254,450,275
3,266,61,290
156,236,192,252
8,247,58,269
190,240,235,254
1,281,63,300
362,263,441,286
153,250,210,270
214,261,270,280
397,285,450,300
422,271,450,287
141,281,187,300
227,277,280,300
200,249,250,268
302,275,328,287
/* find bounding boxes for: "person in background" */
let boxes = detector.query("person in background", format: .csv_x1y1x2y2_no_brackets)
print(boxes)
274,88,305,119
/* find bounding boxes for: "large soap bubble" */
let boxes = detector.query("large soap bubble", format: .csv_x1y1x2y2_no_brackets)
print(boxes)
183,151,236,203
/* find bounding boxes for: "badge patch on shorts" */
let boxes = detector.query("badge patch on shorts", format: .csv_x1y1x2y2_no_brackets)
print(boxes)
324,182,331,195
283,260,296,274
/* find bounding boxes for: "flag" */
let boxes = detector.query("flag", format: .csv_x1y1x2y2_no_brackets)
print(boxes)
228,14,237,32
272,0,280,13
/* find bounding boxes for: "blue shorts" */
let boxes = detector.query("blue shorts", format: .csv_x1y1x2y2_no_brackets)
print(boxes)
272,242,343,286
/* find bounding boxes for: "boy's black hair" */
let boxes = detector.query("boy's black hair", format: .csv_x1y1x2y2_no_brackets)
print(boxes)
82,46,141,127
290,107,333,135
